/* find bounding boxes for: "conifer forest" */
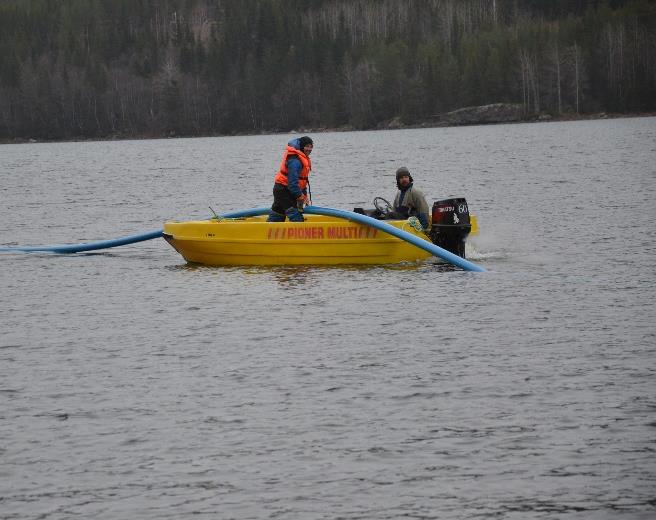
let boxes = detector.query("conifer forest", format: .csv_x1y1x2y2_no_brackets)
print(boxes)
1,0,654,140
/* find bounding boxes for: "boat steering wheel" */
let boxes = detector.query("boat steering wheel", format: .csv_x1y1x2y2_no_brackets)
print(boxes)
373,197,394,217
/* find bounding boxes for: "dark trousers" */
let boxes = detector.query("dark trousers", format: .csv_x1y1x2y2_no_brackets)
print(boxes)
269,183,304,222
271,183,297,214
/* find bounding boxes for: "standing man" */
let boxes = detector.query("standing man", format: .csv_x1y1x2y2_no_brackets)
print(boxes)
393,166,430,229
267,136,313,222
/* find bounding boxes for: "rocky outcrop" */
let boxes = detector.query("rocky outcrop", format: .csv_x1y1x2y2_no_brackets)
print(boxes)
440,103,524,125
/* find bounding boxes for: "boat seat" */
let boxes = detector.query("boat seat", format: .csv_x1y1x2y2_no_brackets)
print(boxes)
353,207,385,220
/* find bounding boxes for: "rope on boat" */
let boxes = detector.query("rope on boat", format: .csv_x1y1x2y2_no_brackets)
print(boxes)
403,216,425,233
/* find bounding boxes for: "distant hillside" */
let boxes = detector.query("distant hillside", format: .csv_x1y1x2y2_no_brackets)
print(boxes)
1,0,654,140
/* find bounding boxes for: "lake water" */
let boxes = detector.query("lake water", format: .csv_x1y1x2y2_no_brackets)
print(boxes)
1,118,655,519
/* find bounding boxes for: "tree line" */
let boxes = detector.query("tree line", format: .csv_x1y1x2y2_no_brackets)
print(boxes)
0,0,654,141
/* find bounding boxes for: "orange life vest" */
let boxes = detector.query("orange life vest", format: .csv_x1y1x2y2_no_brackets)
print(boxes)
273,145,312,189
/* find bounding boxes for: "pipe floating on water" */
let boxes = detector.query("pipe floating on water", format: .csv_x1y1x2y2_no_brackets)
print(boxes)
304,206,486,272
1,205,485,271
0,207,270,254
0,228,165,254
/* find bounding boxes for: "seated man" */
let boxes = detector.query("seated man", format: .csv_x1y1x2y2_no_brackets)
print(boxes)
393,166,429,229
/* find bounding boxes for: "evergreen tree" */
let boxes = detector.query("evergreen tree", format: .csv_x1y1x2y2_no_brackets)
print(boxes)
0,0,654,140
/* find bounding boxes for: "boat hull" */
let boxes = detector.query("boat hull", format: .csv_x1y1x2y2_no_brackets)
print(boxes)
163,215,434,266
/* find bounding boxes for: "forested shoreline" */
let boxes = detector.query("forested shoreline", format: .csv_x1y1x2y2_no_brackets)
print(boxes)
1,0,654,141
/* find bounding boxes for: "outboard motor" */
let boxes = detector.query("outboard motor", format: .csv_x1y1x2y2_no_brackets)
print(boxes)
429,198,471,258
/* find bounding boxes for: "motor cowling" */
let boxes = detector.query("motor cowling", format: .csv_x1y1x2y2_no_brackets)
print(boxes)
429,198,471,258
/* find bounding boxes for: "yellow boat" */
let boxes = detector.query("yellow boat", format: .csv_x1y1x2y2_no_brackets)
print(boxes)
163,196,479,267
2,197,484,270
163,214,437,266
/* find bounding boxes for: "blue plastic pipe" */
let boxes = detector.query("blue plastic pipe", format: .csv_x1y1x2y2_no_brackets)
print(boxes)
0,205,485,271
0,207,270,254
305,206,486,272
0,228,165,254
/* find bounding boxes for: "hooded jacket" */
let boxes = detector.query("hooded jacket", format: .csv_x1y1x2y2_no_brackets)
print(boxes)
273,138,312,199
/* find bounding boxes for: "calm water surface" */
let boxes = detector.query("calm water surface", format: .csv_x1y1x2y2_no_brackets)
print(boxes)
1,118,655,519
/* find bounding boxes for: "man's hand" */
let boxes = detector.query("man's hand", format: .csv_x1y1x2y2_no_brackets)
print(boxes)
296,195,307,212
